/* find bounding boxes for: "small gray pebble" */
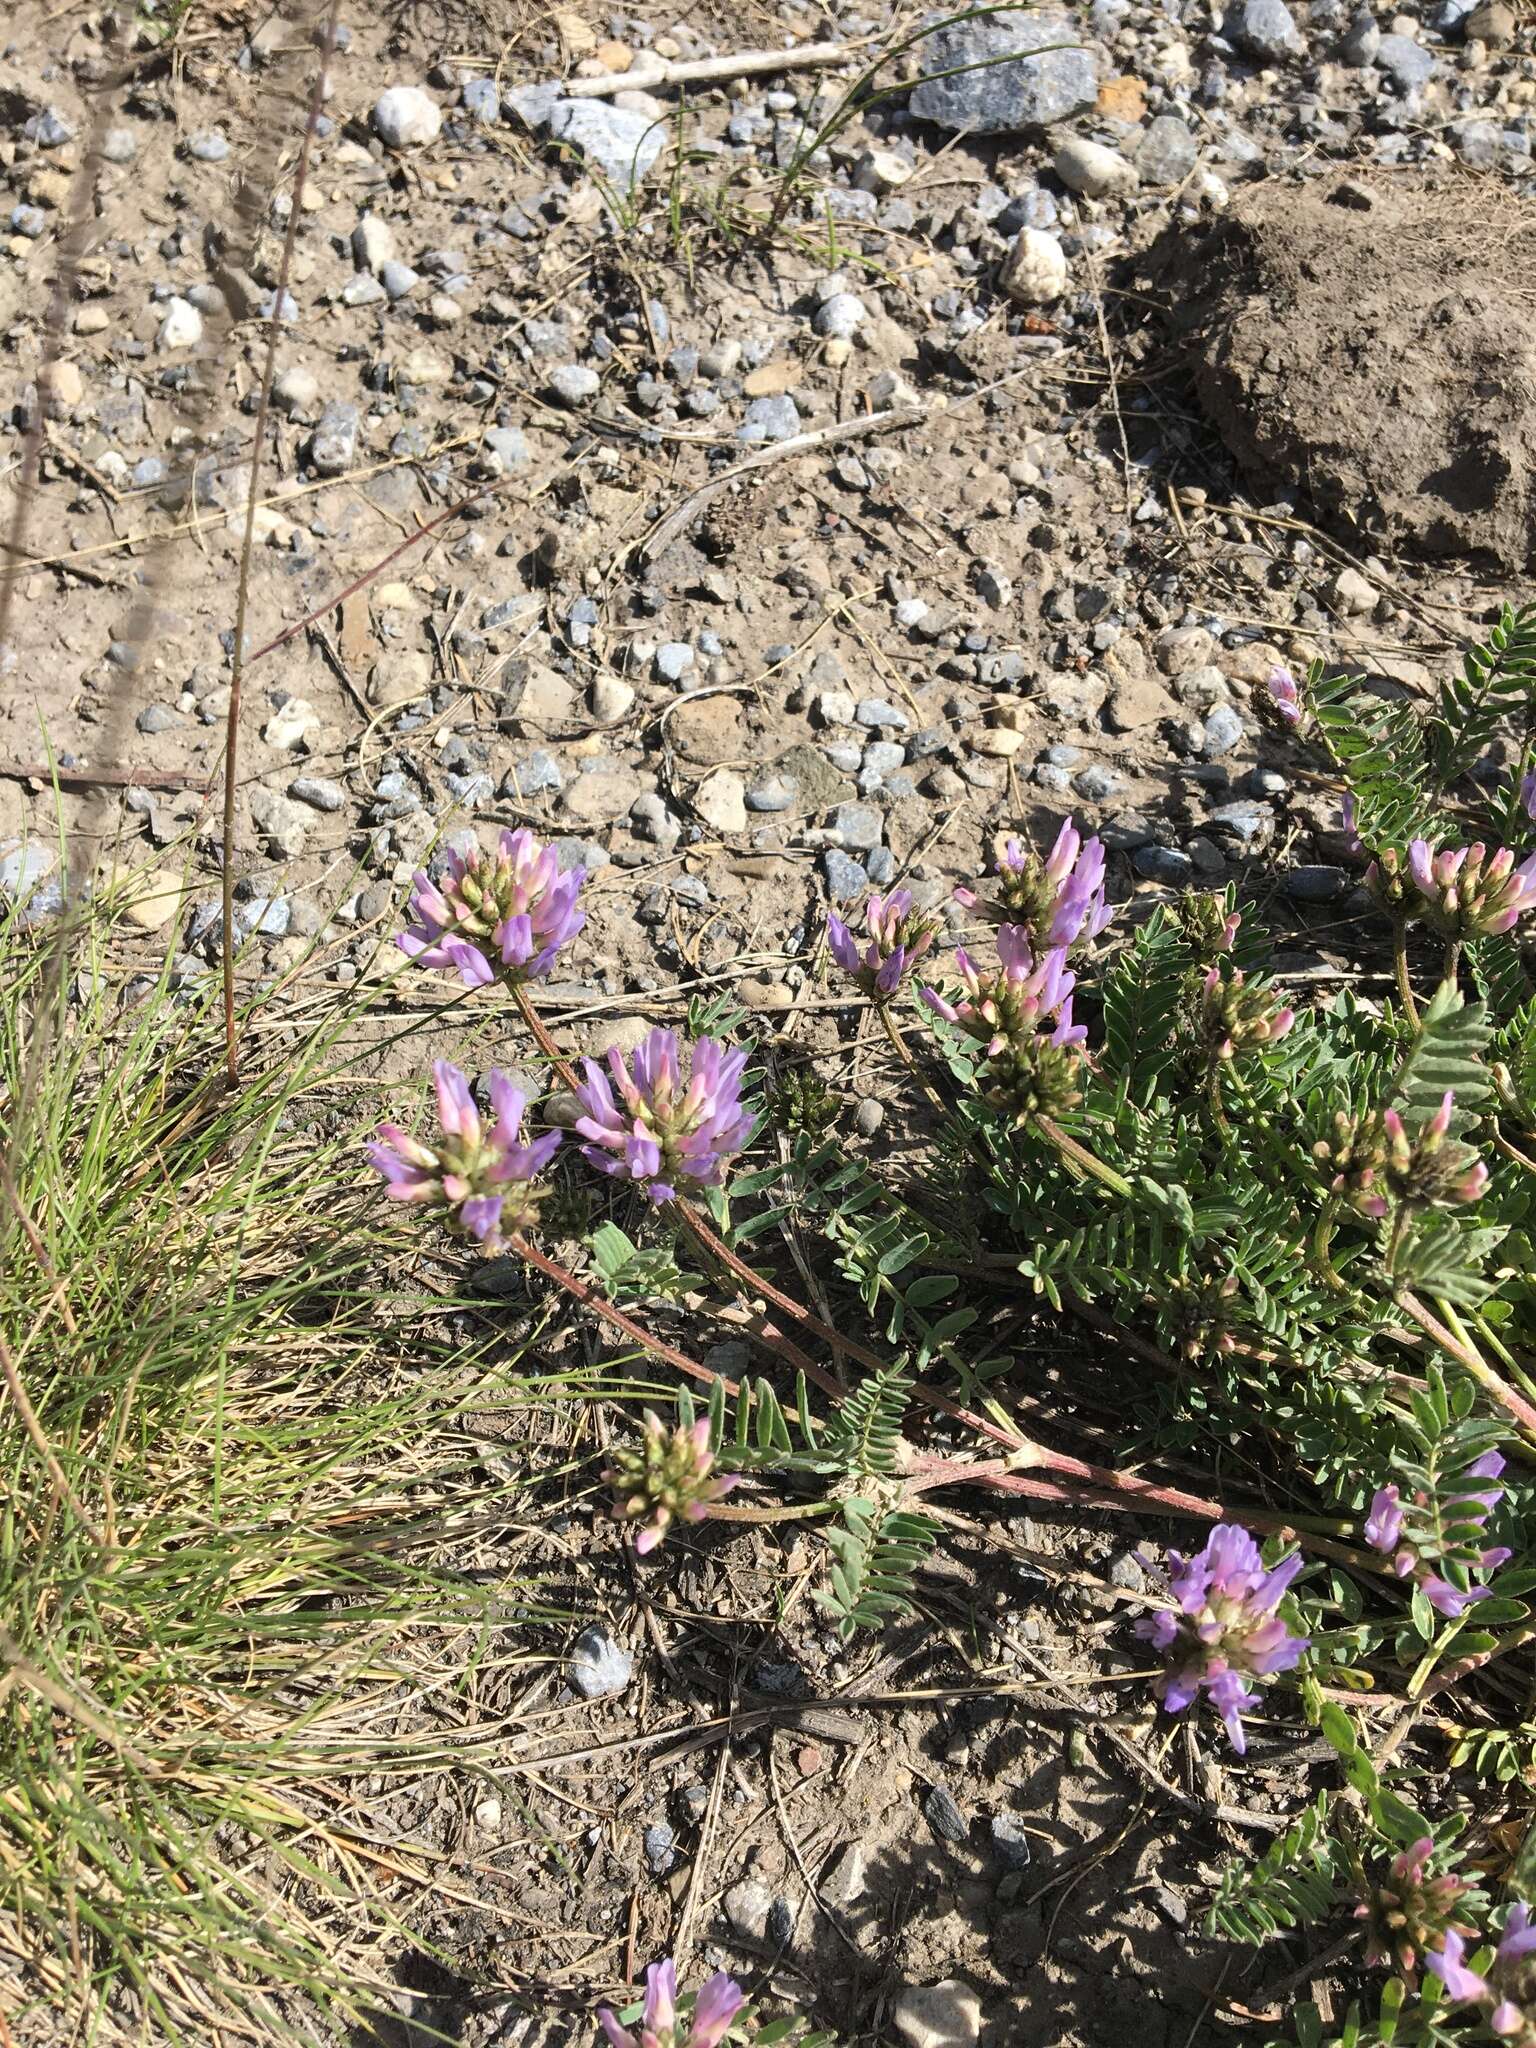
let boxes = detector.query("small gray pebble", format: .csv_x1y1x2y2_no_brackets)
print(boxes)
643,1821,676,1875
1283,864,1349,903
823,849,869,901
1201,704,1246,758
655,642,694,683
1073,763,1121,802
186,129,231,161
854,1098,885,1138
549,363,600,404
380,260,421,300
865,846,897,886
990,1813,1033,1871
832,801,882,851
289,776,345,812
136,703,178,734
747,773,798,813
1133,844,1194,885
855,697,909,730
739,394,800,442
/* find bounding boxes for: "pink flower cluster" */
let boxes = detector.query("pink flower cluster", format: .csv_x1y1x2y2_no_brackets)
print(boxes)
921,927,1084,1055
608,1413,738,1555
599,1959,745,2048
1135,1524,1308,1754
1429,1905,1536,2036
993,816,1113,952
398,826,586,988
827,888,938,999
368,1062,561,1253
576,1027,752,1204
1406,837,1536,940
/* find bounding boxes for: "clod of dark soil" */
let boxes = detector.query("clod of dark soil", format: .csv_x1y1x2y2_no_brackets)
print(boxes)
1156,170,1536,570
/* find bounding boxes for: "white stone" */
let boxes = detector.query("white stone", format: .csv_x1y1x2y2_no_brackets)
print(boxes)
591,675,635,722
372,86,442,149
893,1980,982,2048
1334,566,1377,615
970,724,1027,757
517,662,579,726
1001,228,1068,305
1053,135,1139,198
273,365,320,416
853,148,912,193
694,768,748,834
814,291,867,340
156,297,203,351
351,214,396,272
262,697,321,750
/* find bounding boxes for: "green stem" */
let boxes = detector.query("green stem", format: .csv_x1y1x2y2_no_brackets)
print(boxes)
877,1000,949,1115
1442,939,1462,991
1394,923,1421,1028
1033,1115,1136,1199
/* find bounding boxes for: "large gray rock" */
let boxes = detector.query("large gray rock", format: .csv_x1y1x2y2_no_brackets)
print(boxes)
1225,0,1305,58
909,11,1098,134
548,100,665,196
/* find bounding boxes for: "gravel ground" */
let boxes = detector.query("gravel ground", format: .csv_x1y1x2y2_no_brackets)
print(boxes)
0,0,1530,2036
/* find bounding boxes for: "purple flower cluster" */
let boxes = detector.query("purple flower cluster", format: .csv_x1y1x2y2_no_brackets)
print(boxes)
1135,1524,1308,1753
993,816,1113,953
576,1028,752,1203
1407,837,1536,940
1364,1448,1511,1619
1429,1904,1536,2036
921,928,1083,1056
827,888,938,999
598,1959,745,2048
608,1413,738,1556
398,827,586,988
368,1062,561,1252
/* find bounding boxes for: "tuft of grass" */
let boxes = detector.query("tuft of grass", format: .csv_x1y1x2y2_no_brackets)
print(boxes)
0,899,572,2044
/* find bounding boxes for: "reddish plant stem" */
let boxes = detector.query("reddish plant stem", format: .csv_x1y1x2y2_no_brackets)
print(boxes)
1397,1288,1536,1443
677,1201,885,1387
509,1234,737,1398
512,982,583,1095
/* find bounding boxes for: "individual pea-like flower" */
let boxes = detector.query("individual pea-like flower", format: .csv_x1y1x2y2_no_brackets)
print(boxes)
994,817,1114,953
1363,1447,1511,1619
607,1412,738,1555
1340,793,1365,859
397,826,586,988
598,1958,746,2048
367,1061,561,1252
1259,663,1305,732
1428,1905,1536,2037
1520,771,1536,825
1134,1523,1308,1754
1364,844,1412,919
827,889,940,999
1198,964,1296,1062
1407,838,1536,940
576,1028,752,1203
1358,1833,1474,1977
921,928,1084,1057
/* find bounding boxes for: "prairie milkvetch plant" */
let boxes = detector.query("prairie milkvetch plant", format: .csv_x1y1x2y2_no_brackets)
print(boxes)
598,1959,745,2048
606,1412,738,1555
576,1027,752,1202
1135,1525,1308,1753
368,1062,560,1251
398,826,586,987
827,887,939,999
